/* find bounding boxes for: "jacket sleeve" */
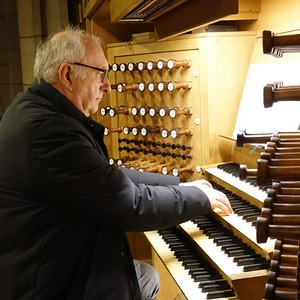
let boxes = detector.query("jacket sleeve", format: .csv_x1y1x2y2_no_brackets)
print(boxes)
119,167,180,186
29,118,211,231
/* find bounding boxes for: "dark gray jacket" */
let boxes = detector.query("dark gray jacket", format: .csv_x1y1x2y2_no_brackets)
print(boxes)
0,81,211,299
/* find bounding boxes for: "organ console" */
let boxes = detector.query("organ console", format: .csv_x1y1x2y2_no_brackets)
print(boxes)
102,31,294,299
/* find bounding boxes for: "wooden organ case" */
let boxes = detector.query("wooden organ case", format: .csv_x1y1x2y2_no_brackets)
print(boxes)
96,31,276,300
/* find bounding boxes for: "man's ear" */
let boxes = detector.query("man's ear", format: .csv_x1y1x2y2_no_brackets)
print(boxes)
58,63,73,92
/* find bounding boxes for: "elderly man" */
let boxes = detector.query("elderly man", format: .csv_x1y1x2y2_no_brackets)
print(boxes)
0,26,232,300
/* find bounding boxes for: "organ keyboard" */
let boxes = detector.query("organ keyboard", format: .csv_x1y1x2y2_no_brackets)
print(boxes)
145,157,275,300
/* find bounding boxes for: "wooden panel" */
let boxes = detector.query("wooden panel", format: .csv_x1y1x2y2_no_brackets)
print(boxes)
82,0,260,42
154,0,239,40
150,241,188,300
99,32,256,182
109,0,143,23
84,0,106,18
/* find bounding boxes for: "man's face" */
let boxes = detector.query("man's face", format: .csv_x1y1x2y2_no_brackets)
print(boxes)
71,39,111,116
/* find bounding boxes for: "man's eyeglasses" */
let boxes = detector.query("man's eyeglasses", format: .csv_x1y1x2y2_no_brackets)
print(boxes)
72,62,109,83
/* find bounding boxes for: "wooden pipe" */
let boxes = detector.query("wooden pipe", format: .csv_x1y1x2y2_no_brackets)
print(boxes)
273,181,300,188
265,147,300,159
274,239,299,255
263,30,300,57
272,249,298,266
272,182,300,195
236,130,300,148
264,283,300,300
267,271,299,289
260,207,300,225
264,85,300,108
240,159,300,186
260,152,300,166
256,216,300,242
270,260,297,277
266,142,300,153
263,198,300,214
270,137,300,147
267,189,300,203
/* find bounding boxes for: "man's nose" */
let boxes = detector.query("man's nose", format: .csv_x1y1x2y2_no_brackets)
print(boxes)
102,77,111,93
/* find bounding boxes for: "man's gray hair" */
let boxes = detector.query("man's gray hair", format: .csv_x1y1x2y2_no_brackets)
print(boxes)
34,25,104,83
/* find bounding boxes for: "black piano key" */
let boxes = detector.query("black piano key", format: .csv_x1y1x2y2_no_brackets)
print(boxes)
192,273,223,282
234,206,257,214
169,243,188,251
202,282,232,292
158,226,236,297
206,289,236,299
245,214,259,223
243,260,270,272
233,253,262,262
236,256,267,266
184,262,209,270
192,206,270,273
207,231,226,238
239,208,260,216
189,269,217,277
215,238,241,247
198,279,228,288
222,245,252,254
227,248,256,257
188,267,210,274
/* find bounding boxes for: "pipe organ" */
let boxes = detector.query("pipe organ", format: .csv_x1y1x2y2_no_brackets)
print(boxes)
96,30,300,299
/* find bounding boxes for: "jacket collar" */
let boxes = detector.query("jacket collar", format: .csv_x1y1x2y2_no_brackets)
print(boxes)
28,80,88,124
28,80,109,159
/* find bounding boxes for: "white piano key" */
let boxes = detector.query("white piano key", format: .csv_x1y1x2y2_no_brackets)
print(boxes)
145,230,209,300
204,166,267,204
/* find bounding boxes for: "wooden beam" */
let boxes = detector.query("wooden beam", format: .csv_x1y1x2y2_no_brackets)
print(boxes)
110,0,143,23
154,0,239,40
84,0,106,18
